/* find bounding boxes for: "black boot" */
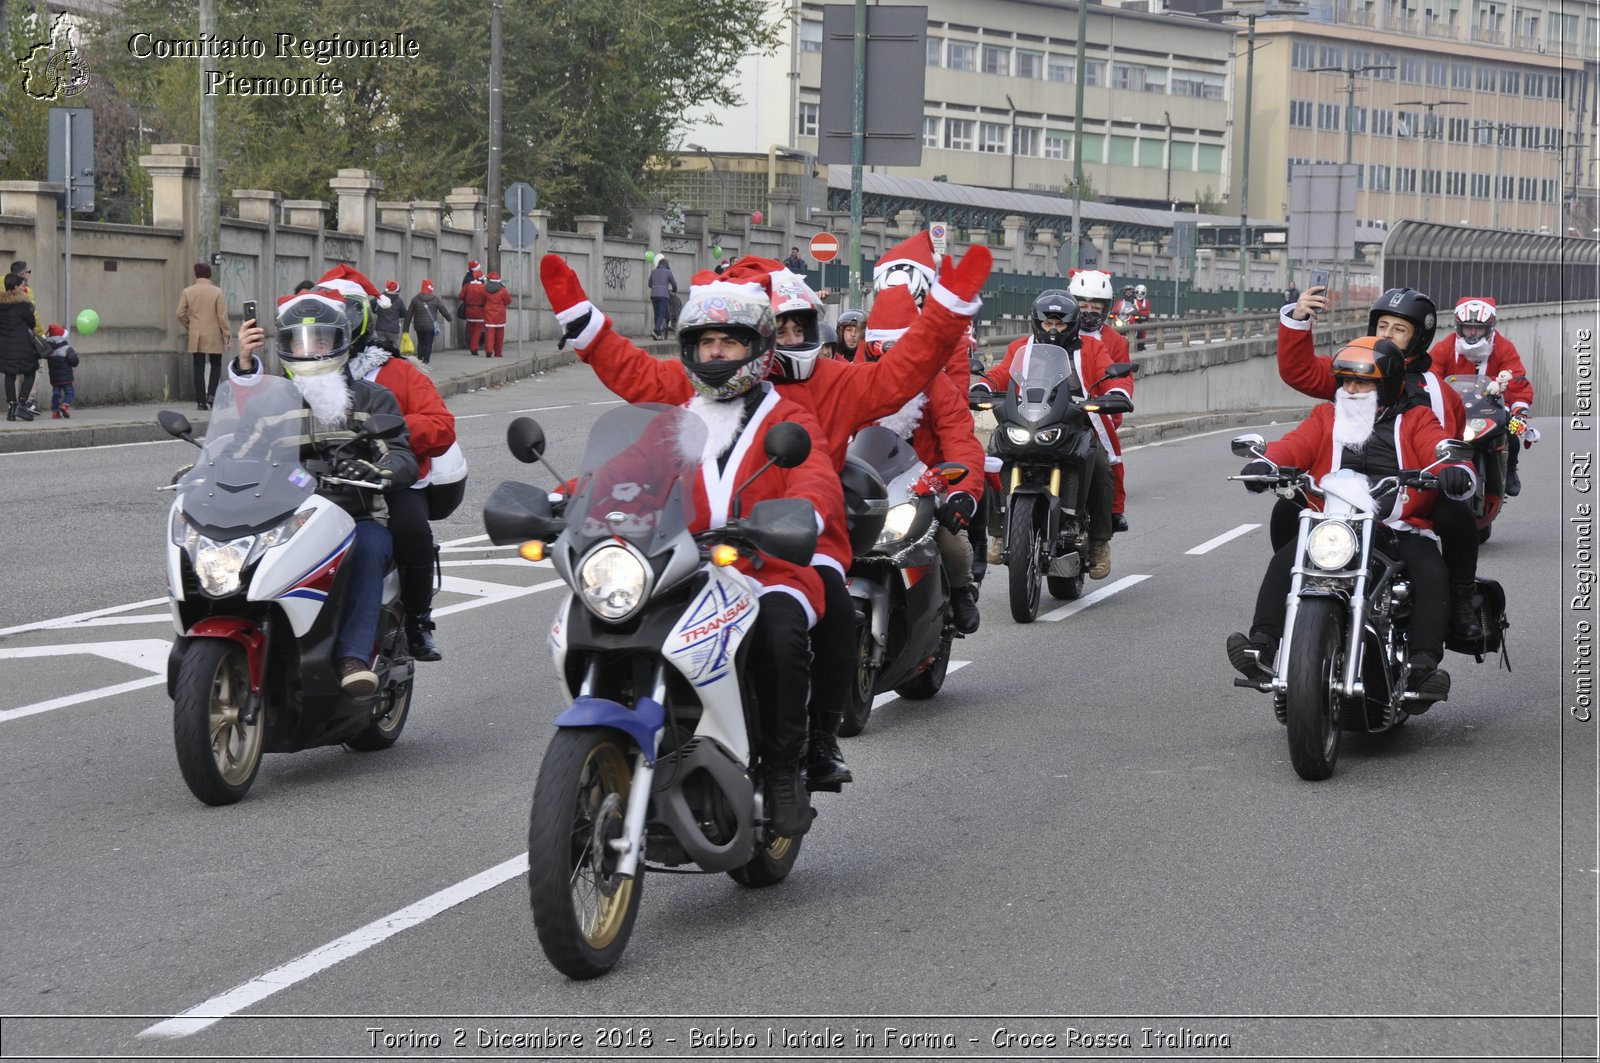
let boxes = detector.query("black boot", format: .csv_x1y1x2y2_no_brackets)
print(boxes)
1449,579,1483,642
765,762,815,837
951,583,981,634
1407,652,1451,711
1504,448,1522,497
1226,631,1276,680
14,401,33,421
400,564,442,662
5,403,14,422
806,728,852,792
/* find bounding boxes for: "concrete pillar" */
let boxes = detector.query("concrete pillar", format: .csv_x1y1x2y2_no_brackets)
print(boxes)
574,214,607,302
377,201,411,228
967,228,990,246
444,187,487,264
409,201,443,234
232,189,280,224
138,145,202,347
893,208,921,236
631,209,664,259
528,209,553,336
767,187,801,250
0,182,64,330
327,168,380,276
283,200,329,229
232,189,280,315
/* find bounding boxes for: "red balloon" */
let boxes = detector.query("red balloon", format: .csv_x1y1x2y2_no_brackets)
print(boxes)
751,210,764,226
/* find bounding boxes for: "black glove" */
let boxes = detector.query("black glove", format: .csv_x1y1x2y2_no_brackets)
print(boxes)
1239,459,1274,494
939,491,978,531
1437,466,1472,496
336,457,393,483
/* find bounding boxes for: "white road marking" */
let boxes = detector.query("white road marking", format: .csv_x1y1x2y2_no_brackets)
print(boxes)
1121,420,1294,454
0,638,171,671
47,613,172,628
438,544,519,553
1186,523,1261,555
0,676,167,724
139,853,531,1040
143,659,976,1038
1039,575,1150,622
0,597,167,638
437,533,488,547
438,558,549,570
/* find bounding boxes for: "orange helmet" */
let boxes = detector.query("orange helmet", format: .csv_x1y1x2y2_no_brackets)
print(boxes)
1331,336,1406,406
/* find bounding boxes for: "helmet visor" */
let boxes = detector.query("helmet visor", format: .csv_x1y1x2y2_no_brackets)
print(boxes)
277,323,347,361
1456,321,1491,343
1330,347,1384,385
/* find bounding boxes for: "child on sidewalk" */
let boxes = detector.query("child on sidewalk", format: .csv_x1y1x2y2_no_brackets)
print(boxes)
44,324,79,418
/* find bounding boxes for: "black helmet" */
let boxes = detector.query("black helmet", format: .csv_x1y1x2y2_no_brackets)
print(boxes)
1031,289,1079,349
1332,336,1407,407
275,290,352,377
1368,287,1437,366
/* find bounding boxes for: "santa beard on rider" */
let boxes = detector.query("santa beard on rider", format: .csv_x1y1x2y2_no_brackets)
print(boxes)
292,363,354,430
1331,379,1379,454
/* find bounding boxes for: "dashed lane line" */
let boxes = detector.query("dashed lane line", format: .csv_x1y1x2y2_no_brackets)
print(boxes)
1038,574,1150,622
1186,523,1261,555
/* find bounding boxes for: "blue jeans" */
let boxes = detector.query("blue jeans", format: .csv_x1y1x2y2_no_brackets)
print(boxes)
52,382,74,410
335,519,393,663
651,296,669,334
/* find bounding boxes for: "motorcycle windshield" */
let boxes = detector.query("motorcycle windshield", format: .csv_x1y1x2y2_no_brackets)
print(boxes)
560,403,703,555
848,424,922,483
1010,343,1075,423
177,377,316,535
1445,374,1498,405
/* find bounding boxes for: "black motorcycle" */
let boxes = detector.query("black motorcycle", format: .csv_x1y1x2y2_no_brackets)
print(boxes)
972,344,1133,622
837,425,967,737
1444,372,1519,543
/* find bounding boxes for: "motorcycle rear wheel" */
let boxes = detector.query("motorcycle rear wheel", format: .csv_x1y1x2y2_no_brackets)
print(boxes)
1285,599,1344,781
894,633,952,700
527,728,642,979
1046,560,1084,601
1006,494,1043,623
727,832,804,887
838,610,875,738
173,640,263,806
346,676,412,751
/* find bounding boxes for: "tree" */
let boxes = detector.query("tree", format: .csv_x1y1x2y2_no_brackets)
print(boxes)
1194,184,1223,215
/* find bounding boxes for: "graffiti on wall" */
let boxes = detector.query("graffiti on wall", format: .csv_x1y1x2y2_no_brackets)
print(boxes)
603,257,631,291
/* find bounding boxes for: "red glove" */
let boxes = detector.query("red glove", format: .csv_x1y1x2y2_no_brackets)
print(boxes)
539,254,595,329
935,245,992,305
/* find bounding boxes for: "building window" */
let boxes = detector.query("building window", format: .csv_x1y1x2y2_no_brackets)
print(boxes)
1047,54,1073,82
1447,117,1469,143
1317,102,1342,130
1399,56,1422,83
1174,142,1196,170
800,19,823,52
1477,64,1496,91
1350,106,1368,134
1197,144,1223,172
926,36,943,67
1424,59,1447,85
1372,51,1396,80
1372,109,1393,136
1170,71,1223,98
1083,59,1105,86
944,118,974,151
1112,62,1146,91
978,121,1008,153
1422,169,1441,194
1108,135,1136,166
1471,173,1489,197
1499,68,1519,94
1080,134,1104,164
1139,139,1164,167
1450,62,1472,88
1550,12,1578,46
1290,100,1313,127
923,116,940,148
1395,166,1416,193
1368,164,1391,191
1550,73,1566,99
982,44,1011,76
1319,44,1344,66
1014,126,1039,156
1498,174,1514,199
1017,50,1043,79
798,102,818,139
1292,41,1316,68
1541,178,1556,203
1043,132,1069,160
947,41,975,71
1446,171,1466,196
1525,72,1544,98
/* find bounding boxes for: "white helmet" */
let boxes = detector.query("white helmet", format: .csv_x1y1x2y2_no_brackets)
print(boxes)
1134,284,1148,299
1068,270,1114,302
769,270,825,381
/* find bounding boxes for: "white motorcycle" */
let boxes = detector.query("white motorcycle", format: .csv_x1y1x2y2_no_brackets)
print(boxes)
482,404,819,979
160,377,415,805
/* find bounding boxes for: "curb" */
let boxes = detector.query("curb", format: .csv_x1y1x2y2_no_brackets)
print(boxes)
0,349,578,454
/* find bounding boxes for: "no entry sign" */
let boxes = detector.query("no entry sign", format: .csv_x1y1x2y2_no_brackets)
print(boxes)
809,232,840,262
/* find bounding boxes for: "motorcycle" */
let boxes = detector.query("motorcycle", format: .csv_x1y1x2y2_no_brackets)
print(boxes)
159,378,415,805
1445,370,1521,543
1228,433,1500,781
837,425,969,737
482,405,819,979
971,344,1133,622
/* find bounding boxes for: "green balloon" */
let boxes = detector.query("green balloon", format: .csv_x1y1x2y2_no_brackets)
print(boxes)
645,251,656,264
712,245,723,260
75,308,99,335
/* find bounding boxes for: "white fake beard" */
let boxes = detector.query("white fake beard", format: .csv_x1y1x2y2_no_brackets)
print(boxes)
294,371,353,430
1456,332,1492,364
1331,387,1379,453
683,394,749,462
876,392,928,440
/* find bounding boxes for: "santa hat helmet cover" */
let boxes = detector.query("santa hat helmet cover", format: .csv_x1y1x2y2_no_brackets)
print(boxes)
316,264,379,341
862,286,920,359
872,231,937,304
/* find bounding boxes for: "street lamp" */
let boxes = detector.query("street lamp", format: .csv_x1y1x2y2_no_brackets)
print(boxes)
1470,122,1518,229
687,143,727,229
1006,93,1018,191
1396,98,1466,222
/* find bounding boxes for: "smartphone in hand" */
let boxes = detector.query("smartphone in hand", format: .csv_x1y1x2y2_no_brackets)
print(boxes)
1309,269,1330,292
243,300,258,326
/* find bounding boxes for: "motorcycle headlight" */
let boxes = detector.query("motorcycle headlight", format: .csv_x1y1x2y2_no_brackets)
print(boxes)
193,535,254,597
1463,416,1492,442
1034,426,1063,445
243,511,313,565
577,544,649,621
877,501,919,545
1305,521,1357,571
170,508,200,550
1005,426,1032,445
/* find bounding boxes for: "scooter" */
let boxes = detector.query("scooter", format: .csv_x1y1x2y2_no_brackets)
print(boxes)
159,377,415,805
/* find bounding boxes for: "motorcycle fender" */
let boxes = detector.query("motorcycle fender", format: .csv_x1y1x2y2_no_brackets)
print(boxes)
1010,484,1062,544
847,576,891,651
183,617,268,696
549,594,573,701
553,695,667,766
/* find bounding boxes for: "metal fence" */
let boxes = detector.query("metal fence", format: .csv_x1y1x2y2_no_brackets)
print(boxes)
1382,221,1600,309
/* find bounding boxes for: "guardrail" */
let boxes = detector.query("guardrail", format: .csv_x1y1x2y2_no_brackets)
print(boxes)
975,306,1369,359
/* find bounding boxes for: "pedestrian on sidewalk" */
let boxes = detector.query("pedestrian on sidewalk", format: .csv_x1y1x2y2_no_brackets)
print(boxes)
373,280,405,352
783,246,806,274
176,263,231,410
482,272,511,357
43,323,78,418
9,260,44,416
404,280,452,366
648,255,676,340
458,265,486,355
0,272,40,421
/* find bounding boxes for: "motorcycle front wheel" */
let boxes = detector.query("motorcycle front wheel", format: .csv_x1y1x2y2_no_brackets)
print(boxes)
1006,494,1043,623
838,609,876,738
173,639,264,805
1285,598,1344,781
527,728,643,979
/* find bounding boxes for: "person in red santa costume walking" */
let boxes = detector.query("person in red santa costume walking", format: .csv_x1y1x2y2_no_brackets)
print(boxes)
541,246,992,792
481,271,512,357
458,265,487,356
1428,296,1537,498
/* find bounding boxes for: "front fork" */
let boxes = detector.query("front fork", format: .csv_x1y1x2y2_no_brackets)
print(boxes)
1272,513,1373,700
584,657,666,882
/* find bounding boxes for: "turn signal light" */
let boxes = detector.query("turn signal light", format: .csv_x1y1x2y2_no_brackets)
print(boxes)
519,541,545,562
709,544,739,567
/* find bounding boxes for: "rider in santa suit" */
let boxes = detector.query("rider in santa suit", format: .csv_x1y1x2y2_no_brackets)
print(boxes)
1428,296,1537,498
1069,269,1133,532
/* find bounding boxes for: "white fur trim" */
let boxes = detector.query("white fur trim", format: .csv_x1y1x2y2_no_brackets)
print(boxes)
691,279,767,300
570,310,605,350
348,345,391,382
758,584,818,629
928,282,981,317
1279,306,1313,330
555,298,595,327
228,357,264,386
699,385,782,526
984,455,1002,473
876,392,928,439
865,326,910,344
811,553,846,577
683,393,749,464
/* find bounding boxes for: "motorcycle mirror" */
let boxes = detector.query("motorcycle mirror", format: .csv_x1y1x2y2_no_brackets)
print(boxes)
482,480,564,546
362,413,407,440
743,497,820,566
764,421,812,469
507,417,547,464
1104,362,1136,379
1435,439,1473,464
1231,433,1267,458
158,409,203,448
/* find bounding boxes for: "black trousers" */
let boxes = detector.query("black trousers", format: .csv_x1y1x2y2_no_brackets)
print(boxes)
1251,530,1448,661
387,487,437,618
1085,447,1114,541
808,567,854,735
1272,495,1476,583
748,593,812,768
192,352,222,402
4,371,35,404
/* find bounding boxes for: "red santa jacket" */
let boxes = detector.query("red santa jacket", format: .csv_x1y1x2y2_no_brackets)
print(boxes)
1277,314,1467,438
1427,331,1534,411
1264,403,1471,535
588,386,834,624
355,349,456,482
978,334,1130,463
873,372,986,497
458,278,487,319
482,282,512,326
1080,324,1132,426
